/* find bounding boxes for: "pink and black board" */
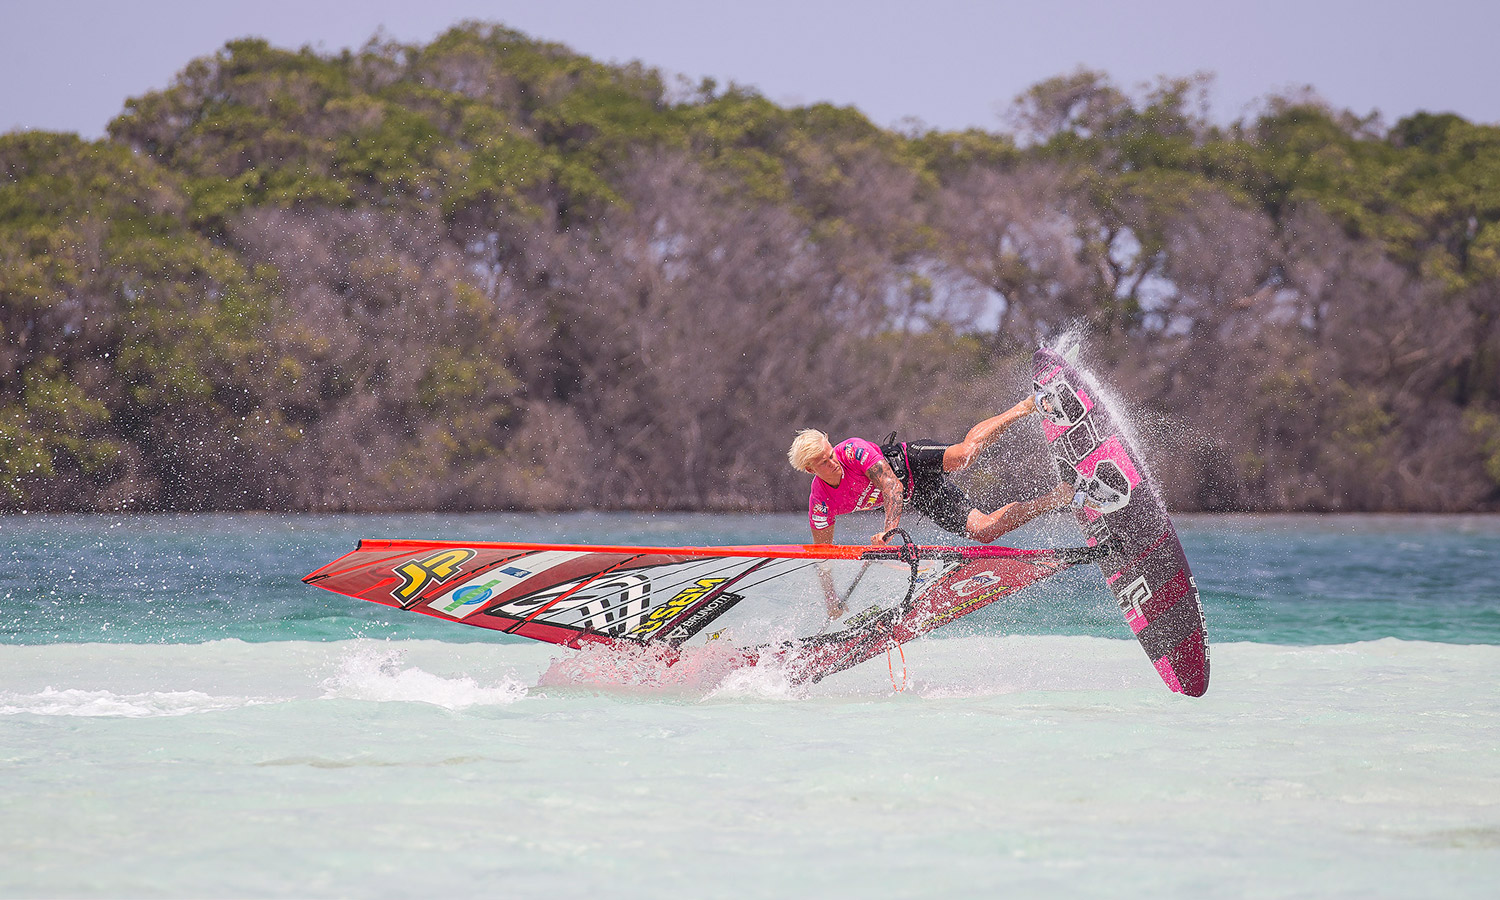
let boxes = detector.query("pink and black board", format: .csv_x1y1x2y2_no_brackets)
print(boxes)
1032,348,1210,696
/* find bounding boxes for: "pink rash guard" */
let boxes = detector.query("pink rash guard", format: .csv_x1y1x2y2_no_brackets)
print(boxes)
808,438,890,532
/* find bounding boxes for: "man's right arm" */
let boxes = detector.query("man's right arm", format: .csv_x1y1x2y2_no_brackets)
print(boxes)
810,524,844,617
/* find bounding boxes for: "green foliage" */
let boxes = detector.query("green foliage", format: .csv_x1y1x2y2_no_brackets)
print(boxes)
1328,384,1396,463
1214,104,1500,291
1016,75,1500,297
1466,410,1500,487
442,109,555,217
0,356,119,497
0,129,289,508
106,23,691,226
908,129,1020,180
3,24,1497,511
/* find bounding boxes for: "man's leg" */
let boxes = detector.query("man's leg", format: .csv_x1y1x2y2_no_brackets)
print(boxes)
965,482,1073,543
942,396,1038,472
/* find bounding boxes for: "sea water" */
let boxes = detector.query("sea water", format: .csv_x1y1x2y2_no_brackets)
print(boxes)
1,512,1497,898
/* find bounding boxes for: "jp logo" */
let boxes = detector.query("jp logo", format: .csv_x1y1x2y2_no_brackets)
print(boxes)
392,549,476,607
1119,575,1152,618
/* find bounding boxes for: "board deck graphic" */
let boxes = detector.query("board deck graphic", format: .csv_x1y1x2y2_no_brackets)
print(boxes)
305,538,1111,685
1033,347,1211,696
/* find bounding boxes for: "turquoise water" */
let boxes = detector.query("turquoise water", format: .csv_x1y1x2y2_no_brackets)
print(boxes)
3,511,1498,646
2,512,1498,898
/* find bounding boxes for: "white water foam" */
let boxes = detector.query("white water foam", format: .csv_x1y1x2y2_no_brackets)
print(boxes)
0,686,263,717
320,643,529,709
536,640,767,695
701,654,801,701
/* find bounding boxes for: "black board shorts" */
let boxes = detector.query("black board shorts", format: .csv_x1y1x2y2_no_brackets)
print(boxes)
878,436,976,537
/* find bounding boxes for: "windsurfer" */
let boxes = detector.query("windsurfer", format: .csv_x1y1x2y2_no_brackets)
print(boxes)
788,396,1072,615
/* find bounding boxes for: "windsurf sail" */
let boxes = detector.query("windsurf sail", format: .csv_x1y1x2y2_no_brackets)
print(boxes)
304,533,1113,684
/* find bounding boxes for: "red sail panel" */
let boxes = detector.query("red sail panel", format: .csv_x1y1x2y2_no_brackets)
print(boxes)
305,539,1094,680
773,552,1070,683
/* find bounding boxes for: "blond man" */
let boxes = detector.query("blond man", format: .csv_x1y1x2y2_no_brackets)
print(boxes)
788,396,1072,550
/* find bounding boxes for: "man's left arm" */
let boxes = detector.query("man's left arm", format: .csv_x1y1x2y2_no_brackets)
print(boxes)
866,459,905,544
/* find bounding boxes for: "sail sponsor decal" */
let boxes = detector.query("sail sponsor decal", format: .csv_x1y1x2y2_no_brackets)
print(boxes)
844,604,885,629
485,557,770,639
661,592,745,644
926,583,1015,627
393,548,476,607
426,550,586,619
949,571,1009,597
628,577,729,640
488,570,655,635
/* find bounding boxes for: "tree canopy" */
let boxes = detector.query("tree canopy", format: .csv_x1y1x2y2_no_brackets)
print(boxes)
2,24,1497,512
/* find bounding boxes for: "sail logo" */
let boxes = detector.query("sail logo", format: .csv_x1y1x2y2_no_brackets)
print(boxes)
393,549,476,607
573,573,654,634
429,551,585,619
844,604,885,629
494,571,654,635
429,583,496,619
911,560,957,590
951,572,1005,597
929,582,1015,627
628,578,727,639
661,592,745,644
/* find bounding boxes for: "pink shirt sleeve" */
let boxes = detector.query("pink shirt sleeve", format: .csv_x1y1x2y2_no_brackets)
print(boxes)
837,438,882,477
809,491,832,531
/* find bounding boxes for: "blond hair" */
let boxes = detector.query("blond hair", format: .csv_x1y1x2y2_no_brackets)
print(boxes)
788,428,830,472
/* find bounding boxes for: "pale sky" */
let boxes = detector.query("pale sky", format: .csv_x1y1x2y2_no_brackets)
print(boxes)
3,0,1498,138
